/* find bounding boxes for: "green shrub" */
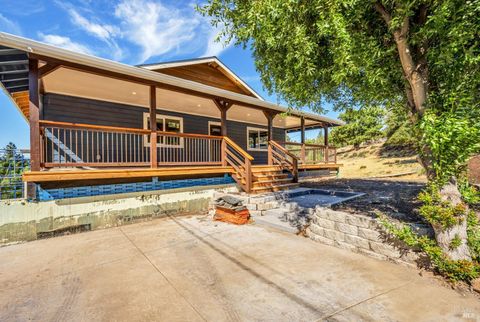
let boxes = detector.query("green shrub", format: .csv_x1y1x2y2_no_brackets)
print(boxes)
418,188,467,229
379,215,480,283
467,211,480,262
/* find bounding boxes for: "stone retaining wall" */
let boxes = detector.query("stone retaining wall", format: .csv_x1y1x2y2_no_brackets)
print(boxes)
307,207,425,266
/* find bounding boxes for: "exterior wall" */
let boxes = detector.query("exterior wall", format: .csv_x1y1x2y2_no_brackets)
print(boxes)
43,93,285,165
0,184,238,246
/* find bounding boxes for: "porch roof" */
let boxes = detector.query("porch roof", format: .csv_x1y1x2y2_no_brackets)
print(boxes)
0,32,344,129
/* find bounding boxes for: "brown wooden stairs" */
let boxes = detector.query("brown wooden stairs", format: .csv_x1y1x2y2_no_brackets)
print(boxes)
250,165,299,193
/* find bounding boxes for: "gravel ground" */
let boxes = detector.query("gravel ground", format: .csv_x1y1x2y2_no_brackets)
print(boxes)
303,178,426,224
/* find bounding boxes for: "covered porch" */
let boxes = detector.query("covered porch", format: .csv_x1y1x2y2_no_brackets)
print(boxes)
0,33,342,197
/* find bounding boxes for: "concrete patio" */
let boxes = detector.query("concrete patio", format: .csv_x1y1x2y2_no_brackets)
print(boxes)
0,215,479,321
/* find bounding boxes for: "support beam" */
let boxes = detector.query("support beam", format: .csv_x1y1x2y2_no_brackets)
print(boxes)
39,63,60,78
324,126,329,146
300,117,306,144
149,85,157,168
213,98,232,136
263,111,278,141
27,58,40,199
300,117,306,164
263,111,278,165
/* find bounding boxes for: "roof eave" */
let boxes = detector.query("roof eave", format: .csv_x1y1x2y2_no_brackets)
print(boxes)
0,32,344,127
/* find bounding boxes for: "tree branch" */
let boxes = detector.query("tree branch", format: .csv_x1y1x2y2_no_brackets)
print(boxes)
374,2,391,25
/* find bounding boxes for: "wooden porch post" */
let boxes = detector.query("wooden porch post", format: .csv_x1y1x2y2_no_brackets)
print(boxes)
324,126,329,163
27,58,40,200
150,86,158,168
214,99,232,166
213,98,232,136
324,126,329,146
300,117,306,164
263,111,277,165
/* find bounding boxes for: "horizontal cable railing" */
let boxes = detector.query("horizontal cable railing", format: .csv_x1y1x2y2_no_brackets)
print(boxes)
222,137,254,192
277,141,337,164
269,141,298,182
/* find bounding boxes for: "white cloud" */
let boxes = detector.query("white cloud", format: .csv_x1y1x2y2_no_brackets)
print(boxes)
38,33,94,55
203,27,228,57
65,8,123,60
69,9,119,41
0,13,22,35
115,0,201,63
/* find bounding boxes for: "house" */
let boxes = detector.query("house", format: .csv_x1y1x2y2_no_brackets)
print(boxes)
0,32,343,201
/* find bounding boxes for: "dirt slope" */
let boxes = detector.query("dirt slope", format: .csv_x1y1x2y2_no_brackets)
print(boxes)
336,142,426,182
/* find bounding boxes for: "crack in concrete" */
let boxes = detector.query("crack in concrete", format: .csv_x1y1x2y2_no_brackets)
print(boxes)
0,221,234,294
119,226,209,322
317,280,414,321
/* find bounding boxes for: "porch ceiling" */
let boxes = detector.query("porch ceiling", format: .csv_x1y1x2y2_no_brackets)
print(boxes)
42,67,319,129
0,32,343,129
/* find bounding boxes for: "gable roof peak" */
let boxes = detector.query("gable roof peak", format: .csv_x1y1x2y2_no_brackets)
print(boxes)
138,56,263,100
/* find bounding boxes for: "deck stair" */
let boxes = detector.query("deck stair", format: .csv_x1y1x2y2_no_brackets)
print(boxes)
250,165,299,193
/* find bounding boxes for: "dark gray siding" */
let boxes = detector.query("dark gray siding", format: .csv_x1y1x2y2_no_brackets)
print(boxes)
43,93,285,165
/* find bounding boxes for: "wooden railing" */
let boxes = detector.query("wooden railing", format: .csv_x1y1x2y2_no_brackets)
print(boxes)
222,137,254,193
39,120,222,168
277,141,337,164
269,141,298,182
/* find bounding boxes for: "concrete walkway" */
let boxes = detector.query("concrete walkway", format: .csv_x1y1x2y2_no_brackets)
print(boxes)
0,215,479,321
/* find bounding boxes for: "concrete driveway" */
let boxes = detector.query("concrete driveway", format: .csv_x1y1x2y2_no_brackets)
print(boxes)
0,215,479,322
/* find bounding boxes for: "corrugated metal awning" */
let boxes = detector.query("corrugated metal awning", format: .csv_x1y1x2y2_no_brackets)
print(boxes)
0,45,29,120
0,45,28,93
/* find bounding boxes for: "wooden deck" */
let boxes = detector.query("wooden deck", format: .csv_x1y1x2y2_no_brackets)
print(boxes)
23,164,341,183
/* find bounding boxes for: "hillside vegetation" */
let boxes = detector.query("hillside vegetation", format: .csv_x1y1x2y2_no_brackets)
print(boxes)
336,141,426,182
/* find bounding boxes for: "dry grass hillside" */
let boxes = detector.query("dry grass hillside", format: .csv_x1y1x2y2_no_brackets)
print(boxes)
336,142,426,182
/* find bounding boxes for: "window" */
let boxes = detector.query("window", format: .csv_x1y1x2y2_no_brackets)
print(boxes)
208,121,222,136
247,127,268,151
143,113,183,147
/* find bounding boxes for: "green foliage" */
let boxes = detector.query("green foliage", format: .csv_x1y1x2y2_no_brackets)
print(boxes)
459,179,480,206
0,142,28,199
449,234,461,250
379,215,480,283
467,211,480,262
419,108,480,184
330,106,385,148
384,107,416,147
418,187,467,229
199,0,480,182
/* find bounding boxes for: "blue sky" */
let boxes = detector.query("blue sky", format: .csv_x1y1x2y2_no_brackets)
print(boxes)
0,0,337,148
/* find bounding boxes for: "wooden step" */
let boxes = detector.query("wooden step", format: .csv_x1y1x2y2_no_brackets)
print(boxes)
251,182,300,193
251,165,283,173
253,173,289,182
252,178,293,187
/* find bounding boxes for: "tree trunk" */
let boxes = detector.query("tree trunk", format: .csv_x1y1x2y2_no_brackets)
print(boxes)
374,2,472,261
433,179,472,261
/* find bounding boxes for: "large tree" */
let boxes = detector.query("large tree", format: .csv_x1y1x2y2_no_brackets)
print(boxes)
200,0,480,260
330,106,385,148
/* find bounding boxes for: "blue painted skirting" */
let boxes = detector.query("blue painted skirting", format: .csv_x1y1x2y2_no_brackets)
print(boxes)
36,175,235,201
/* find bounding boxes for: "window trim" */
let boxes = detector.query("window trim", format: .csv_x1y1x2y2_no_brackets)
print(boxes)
246,126,269,152
143,112,184,148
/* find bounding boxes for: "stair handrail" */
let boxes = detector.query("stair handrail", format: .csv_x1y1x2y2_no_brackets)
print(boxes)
269,140,299,183
222,136,254,193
